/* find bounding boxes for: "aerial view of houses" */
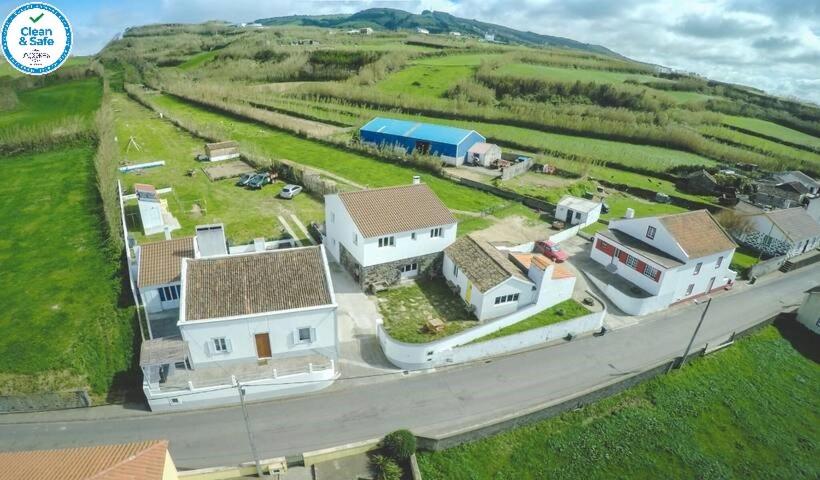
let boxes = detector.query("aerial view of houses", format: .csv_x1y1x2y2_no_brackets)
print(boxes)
0,2,818,480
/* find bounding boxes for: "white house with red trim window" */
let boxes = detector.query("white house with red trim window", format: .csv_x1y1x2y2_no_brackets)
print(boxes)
589,210,737,315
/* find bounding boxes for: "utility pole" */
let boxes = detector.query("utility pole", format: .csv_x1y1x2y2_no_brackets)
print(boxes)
677,297,712,370
238,384,265,478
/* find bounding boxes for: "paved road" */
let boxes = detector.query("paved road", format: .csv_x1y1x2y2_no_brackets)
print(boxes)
1,266,817,469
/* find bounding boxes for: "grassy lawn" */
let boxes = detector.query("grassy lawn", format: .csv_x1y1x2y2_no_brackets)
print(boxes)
581,221,607,235
722,115,820,150
418,325,820,479
177,50,220,70
147,93,507,214
599,192,687,221
496,63,663,85
113,93,323,245
470,300,590,344
730,247,760,279
378,279,478,343
0,145,135,397
376,64,474,98
0,55,90,78
414,54,503,66
699,125,820,168
0,77,102,131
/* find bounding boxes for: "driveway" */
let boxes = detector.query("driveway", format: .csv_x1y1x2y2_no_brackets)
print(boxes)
329,262,398,378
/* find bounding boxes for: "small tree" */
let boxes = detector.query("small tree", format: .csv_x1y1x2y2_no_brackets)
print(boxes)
715,209,752,236
382,429,417,460
370,454,402,480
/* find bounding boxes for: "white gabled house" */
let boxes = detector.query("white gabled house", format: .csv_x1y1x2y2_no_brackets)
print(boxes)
735,207,820,258
443,235,576,321
140,245,339,411
589,210,737,315
324,180,457,291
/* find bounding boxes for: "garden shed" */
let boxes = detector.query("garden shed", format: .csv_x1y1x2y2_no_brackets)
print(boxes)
359,117,486,166
204,141,240,162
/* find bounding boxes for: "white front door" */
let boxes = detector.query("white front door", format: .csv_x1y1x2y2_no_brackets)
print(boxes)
400,262,419,279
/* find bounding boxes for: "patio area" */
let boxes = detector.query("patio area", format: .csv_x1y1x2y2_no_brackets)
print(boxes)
377,278,478,343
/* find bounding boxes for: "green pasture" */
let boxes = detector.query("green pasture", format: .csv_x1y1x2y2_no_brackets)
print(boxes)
496,63,662,85
376,63,473,98
699,125,820,170
0,145,134,396
419,325,820,479
722,115,820,151
113,93,322,245
0,77,102,131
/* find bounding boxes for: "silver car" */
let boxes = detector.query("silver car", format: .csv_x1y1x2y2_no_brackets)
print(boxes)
279,184,303,199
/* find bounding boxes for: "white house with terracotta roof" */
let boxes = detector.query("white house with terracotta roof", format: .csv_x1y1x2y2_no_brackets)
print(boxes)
735,207,820,258
136,237,196,338
324,180,457,290
589,210,737,315
443,235,576,321
140,245,338,411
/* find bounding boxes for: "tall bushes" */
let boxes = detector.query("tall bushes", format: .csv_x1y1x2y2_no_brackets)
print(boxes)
93,78,124,252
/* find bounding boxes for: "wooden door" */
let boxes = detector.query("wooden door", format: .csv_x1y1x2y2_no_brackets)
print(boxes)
255,333,272,359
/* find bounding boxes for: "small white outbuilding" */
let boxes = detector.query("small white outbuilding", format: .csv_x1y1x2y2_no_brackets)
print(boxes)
466,142,502,167
797,287,820,334
556,196,602,227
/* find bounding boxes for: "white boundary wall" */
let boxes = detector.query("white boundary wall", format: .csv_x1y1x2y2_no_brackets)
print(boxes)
549,224,582,244
378,306,605,370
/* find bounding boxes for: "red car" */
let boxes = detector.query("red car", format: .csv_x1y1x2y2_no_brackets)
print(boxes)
535,240,568,263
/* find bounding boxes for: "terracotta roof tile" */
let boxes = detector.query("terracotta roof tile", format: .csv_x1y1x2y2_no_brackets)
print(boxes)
138,237,195,288
184,246,333,321
445,235,530,293
0,440,169,480
659,210,736,259
338,183,456,238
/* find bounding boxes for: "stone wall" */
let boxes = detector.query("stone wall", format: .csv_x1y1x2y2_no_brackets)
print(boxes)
0,390,91,413
736,230,792,257
362,252,443,291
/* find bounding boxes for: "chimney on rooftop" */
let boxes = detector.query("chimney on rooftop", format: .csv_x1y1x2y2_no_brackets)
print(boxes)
412,175,421,185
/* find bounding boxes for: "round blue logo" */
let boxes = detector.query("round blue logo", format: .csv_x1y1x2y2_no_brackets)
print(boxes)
2,2,72,75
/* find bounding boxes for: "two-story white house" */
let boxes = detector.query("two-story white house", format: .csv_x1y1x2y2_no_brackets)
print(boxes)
136,236,196,338
443,235,576,321
590,210,737,315
140,245,339,411
735,207,820,258
324,180,457,291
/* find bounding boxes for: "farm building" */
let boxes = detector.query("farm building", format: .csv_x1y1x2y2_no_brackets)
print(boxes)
556,196,602,227
682,170,719,195
359,117,488,166
204,141,240,162
467,142,502,167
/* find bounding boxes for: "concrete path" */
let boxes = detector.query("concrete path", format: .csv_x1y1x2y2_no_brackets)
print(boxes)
0,265,816,471
290,214,316,245
277,215,303,247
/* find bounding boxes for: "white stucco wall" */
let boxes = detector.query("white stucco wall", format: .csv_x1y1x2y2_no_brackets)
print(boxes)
797,292,820,334
179,306,338,367
555,203,601,227
324,194,364,263
140,282,181,314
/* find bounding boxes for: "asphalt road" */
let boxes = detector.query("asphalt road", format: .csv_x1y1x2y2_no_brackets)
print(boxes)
1,266,817,469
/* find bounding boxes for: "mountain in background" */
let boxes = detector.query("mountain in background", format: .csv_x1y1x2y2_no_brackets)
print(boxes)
255,8,620,57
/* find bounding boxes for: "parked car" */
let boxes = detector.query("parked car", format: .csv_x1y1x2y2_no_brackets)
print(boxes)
246,173,271,190
535,240,568,263
279,184,303,199
236,173,253,186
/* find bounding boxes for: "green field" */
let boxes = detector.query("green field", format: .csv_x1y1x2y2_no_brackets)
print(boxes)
0,56,91,78
146,93,507,214
0,145,135,396
419,325,820,479
496,63,663,85
113,94,323,245
377,63,474,98
722,115,820,150
600,192,687,220
699,124,820,170
0,77,102,131
177,50,220,70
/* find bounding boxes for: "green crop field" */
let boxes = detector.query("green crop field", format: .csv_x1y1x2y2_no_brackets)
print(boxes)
0,145,135,397
722,115,820,151
496,63,663,85
0,77,102,131
177,50,220,70
0,55,90,78
414,54,503,66
419,325,820,479
113,93,323,245
146,93,507,213
377,63,474,98
699,124,820,170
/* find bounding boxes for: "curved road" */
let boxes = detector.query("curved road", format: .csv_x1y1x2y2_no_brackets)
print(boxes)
1,266,817,469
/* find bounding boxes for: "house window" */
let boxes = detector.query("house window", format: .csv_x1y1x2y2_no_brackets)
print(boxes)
331,213,335,223
378,236,395,247
453,263,459,277
574,212,581,220
626,255,638,269
643,265,658,279
400,263,418,273
212,337,230,353
716,256,723,268
295,327,314,344
694,262,702,275
353,233,358,245
685,284,694,296
411,232,416,240
646,226,656,240
430,227,443,238
494,293,520,305
158,285,180,302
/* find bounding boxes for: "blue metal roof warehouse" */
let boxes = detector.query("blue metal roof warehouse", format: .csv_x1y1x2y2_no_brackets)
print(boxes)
359,117,486,165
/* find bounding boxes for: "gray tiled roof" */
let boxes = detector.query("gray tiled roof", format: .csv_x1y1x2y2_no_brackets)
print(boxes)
444,235,530,293
764,208,820,241
183,246,333,321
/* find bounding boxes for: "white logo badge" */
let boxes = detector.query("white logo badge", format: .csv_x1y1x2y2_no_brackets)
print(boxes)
2,2,72,75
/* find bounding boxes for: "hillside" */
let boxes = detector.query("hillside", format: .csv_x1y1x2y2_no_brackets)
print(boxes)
255,8,620,56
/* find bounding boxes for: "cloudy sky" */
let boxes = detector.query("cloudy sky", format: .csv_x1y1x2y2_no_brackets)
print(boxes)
3,0,818,104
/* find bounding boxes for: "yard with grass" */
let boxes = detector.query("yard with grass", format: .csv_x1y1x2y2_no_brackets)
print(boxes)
729,247,760,279
145,93,508,214
376,63,474,99
599,192,687,221
0,145,135,398
113,93,322,245
378,279,478,343
418,325,820,479
0,77,102,131
470,300,590,344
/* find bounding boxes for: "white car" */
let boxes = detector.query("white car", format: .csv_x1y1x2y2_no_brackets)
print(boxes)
279,184,303,199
